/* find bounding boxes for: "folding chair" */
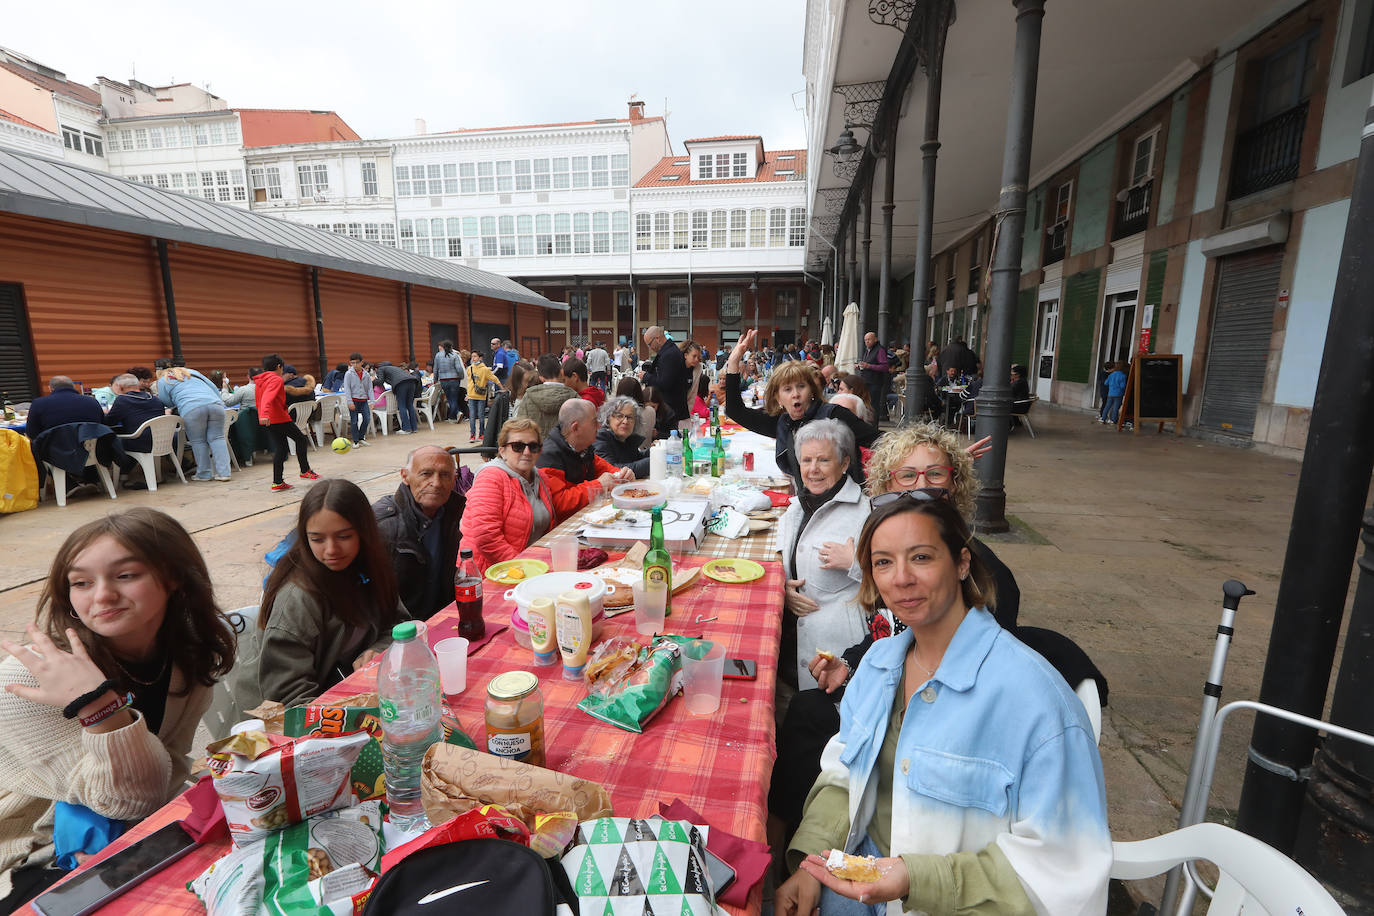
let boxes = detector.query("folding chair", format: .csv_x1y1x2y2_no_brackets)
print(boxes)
117,415,187,490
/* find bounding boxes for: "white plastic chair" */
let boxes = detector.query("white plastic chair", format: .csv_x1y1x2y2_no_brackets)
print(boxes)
200,606,261,741
314,394,348,444
287,401,317,454
117,415,187,491
43,438,117,506
222,410,240,470
1111,822,1345,916
371,390,397,436
1074,679,1102,745
415,385,440,431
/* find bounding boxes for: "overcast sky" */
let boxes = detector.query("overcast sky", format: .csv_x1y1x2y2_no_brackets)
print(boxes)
6,0,809,150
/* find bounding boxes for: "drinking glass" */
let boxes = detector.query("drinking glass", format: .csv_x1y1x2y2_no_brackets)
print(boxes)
633,580,668,636
682,640,726,715
434,637,469,702
550,536,579,572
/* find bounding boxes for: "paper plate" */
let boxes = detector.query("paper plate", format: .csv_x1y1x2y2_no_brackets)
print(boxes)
485,558,549,585
702,558,765,583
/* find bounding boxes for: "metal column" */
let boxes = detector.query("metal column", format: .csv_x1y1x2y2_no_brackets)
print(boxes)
847,212,859,307
877,118,897,349
155,240,184,364
860,180,873,333
310,267,327,380
973,0,1046,532
404,283,415,363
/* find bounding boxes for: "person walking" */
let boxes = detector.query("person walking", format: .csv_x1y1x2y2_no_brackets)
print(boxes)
154,361,232,482
1099,361,1128,424
433,341,466,424
342,353,372,447
256,354,319,491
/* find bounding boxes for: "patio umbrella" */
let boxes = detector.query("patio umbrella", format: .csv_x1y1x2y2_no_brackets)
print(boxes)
820,314,834,346
835,302,861,375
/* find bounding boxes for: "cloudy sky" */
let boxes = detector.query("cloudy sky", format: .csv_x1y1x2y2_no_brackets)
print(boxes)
6,0,809,150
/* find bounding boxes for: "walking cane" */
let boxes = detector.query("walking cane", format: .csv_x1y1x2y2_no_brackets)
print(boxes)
1154,579,1255,916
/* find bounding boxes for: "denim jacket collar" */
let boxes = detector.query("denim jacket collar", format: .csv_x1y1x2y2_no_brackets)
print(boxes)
864,605,999,693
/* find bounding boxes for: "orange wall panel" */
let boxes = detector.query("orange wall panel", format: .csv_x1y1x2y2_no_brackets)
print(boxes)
317,271,407,368
410,286,468,357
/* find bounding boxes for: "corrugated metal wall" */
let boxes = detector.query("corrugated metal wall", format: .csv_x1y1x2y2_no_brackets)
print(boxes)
318,271,408,366
1198,248,1282,436
410,286,468,356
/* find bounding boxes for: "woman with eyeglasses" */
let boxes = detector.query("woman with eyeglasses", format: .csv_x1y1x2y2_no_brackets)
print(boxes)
775,495,1111,916
592,395,650,479
458,418,556,570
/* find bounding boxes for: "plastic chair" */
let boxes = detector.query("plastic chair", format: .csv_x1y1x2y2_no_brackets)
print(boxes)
1111,822,1345,916
221,411,240,470
371,390,397,437
43,438,117,506
1012,395,1038,438
200,606,261,741
958,391,979,439
313,394,348,444
287,401,316,454
415,385,440,431
117,415,187,491
1074,679,1102,745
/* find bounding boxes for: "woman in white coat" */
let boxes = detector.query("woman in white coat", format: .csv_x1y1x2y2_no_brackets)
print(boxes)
778,419,869,689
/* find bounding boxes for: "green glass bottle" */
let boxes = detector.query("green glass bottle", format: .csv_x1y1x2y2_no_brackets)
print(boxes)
710,430,725,478
644,504,673,617
681,427,694,477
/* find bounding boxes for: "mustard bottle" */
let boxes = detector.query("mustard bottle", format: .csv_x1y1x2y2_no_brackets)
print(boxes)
527,596,559,666
555,589,595,680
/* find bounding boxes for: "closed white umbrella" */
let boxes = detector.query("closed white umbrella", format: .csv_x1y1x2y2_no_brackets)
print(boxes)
820,314,834,347
835,302,861,375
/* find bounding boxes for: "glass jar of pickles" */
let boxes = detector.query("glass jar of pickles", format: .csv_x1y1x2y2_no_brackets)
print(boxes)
484,671,545,767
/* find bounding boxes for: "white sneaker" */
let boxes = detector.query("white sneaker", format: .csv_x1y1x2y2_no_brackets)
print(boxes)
356,440,370,447
214,475,231,482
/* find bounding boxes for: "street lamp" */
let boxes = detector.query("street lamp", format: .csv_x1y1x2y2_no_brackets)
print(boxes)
827,128,861,158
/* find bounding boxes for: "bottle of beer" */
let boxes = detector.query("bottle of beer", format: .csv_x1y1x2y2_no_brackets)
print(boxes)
711,431,725,478
2,393,13,422
454,548,486,638
644,505,673,617
681,426,694,477
709,394,719,431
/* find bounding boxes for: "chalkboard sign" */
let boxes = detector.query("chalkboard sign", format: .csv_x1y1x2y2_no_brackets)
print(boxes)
1118,354,1182,435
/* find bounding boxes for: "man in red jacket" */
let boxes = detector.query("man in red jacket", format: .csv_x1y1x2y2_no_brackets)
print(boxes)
560,357,604,409
256,353,319,491
535,398,632,520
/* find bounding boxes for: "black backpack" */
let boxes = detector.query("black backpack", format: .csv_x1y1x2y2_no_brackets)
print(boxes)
362,837,574,915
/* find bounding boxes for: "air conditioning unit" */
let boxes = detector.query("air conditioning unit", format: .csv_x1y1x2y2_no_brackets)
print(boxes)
312,193,328,203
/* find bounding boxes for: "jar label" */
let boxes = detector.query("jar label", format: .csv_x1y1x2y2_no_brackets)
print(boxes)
487,726,537,761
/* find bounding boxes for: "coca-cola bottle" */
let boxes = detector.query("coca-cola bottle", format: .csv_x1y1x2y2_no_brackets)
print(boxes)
454,548,486,639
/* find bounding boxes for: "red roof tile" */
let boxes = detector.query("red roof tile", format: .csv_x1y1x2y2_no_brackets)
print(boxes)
235,109,361,147
634,149,806,188
684,135,762,143
439,116,664,135
0,61,100,108
0,108,52,132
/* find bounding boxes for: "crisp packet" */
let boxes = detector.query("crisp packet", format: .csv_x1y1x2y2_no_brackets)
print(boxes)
562,816,717,914
577,635,691,733
206,729,370,846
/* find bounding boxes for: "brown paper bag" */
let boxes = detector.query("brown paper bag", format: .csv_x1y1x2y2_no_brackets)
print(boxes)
421,743,612,827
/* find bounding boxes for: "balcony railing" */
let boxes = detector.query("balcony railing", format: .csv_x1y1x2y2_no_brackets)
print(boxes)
1229,100,1309,199
1044,222,1067,266
1113,178,1153,240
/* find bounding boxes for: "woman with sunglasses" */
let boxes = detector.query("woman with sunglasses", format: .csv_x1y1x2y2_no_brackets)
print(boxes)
458,418,556,570
776,495,1111,916
593,395,650,478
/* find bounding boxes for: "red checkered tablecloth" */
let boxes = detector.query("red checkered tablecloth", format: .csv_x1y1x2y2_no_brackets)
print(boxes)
536,500,786,562
22,551,784,916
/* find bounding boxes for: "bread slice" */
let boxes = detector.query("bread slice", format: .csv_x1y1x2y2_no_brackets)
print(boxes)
825,849,881,883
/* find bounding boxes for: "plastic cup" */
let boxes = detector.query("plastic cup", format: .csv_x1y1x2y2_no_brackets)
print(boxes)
434,637,469,700
550,536,579,572
633,580,668,636
682,639,726,715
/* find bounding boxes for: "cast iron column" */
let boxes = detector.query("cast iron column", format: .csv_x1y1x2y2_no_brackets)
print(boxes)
404,283,415,363
878,118,897,349
848,212,859,307
860,179,874,332
1236,88,1374,859
310,267,327,380
155,240,184,364
836,227,848,318
973,0,1045,532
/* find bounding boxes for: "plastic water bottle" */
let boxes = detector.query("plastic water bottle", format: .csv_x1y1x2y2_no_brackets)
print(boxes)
665,430,683,475
377,622,442,832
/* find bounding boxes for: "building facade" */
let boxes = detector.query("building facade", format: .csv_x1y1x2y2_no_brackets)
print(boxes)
245,140,397,246
0,50,105,167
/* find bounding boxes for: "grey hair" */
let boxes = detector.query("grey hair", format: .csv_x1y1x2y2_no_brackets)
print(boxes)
831,392,869,422
112,373,139,390
793,417,854,464
598,395,640,427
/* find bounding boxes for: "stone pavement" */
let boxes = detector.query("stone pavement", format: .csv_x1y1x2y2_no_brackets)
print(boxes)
0,406,1342,909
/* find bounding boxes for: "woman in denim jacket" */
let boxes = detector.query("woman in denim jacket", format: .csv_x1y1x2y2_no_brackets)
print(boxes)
778,495,1110,916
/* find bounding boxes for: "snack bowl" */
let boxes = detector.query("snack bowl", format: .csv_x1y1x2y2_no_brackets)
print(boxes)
505,571,612,623
611,481,666,511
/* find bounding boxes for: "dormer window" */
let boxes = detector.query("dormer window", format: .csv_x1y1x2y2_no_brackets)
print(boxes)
698,154,714,179
733,152,748,177
778,154,796,161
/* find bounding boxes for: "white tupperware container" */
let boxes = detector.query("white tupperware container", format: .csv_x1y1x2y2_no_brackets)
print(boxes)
505,571,612,624
611,481,667,510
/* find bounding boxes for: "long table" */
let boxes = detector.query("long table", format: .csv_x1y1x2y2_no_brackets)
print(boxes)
22,536,785,915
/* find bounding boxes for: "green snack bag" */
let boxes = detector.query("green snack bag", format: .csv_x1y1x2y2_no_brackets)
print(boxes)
577,635,691,733
285,702,475,801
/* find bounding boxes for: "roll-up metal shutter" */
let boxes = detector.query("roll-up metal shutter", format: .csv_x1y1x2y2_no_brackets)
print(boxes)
0,284,39,404
1197,249,1282,436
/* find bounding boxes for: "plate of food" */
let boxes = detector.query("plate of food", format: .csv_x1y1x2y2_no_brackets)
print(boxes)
702,558,766,583
485,558,549,585
594,564,702,611
584,506,650,528
611,481,666,510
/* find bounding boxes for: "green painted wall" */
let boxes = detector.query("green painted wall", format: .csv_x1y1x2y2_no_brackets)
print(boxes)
1056,268,1102,383
1012,287,1038,368
1157,88,1190,224
1069,140,1116,256
1022,186,1046,273
1143,249,1167,353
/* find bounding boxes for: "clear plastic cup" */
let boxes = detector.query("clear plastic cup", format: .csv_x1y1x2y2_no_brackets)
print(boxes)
550,536,579,572
433,637,469,701
682,639,726,715
633,579,668,636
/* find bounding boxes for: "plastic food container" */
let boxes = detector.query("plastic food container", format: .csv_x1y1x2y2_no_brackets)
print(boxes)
611,481,667,510
505,571,612,624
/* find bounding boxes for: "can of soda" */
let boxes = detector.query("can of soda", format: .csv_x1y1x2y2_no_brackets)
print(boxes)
744,451,755,471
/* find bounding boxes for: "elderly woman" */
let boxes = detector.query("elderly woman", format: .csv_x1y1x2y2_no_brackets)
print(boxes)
776,495,1111,916
458,418,556,569
778,420,869,689
593,395,650,478
725,329,879,486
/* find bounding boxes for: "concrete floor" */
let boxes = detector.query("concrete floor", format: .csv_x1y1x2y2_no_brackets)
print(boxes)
0,406,1353,910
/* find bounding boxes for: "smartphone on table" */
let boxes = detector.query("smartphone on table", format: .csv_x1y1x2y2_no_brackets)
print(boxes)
723,658,757,680
32,821,198,916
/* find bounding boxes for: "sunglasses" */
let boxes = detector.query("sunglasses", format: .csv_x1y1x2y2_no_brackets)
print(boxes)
871,487,948,509
504,440,542,454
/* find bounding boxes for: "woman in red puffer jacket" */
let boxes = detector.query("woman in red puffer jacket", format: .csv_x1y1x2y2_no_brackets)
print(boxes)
458,418,557,569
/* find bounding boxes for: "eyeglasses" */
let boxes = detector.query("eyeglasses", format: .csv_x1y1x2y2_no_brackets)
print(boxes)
610,412,637,423
871,487,948,509
504,440,542,454
890,465,954,487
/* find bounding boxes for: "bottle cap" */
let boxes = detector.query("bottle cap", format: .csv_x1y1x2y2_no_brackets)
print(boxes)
460,548,473,559
230,718,266,736
392,621,419,640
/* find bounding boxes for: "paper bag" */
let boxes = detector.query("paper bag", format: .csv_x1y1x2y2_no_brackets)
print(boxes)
420,743,612,827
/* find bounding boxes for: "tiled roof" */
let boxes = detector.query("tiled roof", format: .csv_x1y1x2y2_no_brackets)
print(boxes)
684,135,762,143
235,109,361,148
439,116,664,135
0,108,51,132
0,61,100,108
634,149,807,188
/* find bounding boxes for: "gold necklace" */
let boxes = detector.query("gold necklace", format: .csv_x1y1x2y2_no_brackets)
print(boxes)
112,653,168,687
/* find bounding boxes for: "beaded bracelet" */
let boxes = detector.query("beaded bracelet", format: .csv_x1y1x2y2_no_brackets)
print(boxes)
78,691,135,729
62,680,116,720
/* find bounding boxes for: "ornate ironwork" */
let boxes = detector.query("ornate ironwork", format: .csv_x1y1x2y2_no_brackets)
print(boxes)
868,0,915,31
1113,178,1153,240
833,81,886,130
818,187,850,214
812,215,841,237
1230,101,1309,199
831,155,861,181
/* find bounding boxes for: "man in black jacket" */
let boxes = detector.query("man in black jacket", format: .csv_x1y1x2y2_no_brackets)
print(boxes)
373,446,465,618
25,376,104,443
640,326,692,427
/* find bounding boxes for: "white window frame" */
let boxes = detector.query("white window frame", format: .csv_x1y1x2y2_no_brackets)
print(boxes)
733,152,748,178
1053,180,1073,225
698,155,713,180
636,212,652,251
361,161,378,196
1130,129,1159,187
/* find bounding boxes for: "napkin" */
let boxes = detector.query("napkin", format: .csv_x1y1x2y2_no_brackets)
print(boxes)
763,489,792,508
658,799,771,907
179,774,227,844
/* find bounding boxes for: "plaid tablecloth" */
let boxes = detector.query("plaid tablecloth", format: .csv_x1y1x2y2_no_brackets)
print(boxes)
24,552,785,916
536,496,787,563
